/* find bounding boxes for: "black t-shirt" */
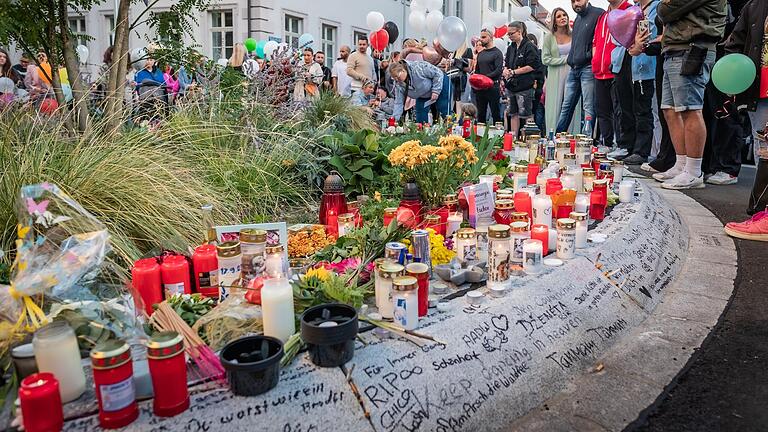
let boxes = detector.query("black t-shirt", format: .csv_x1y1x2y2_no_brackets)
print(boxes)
475,47,504,81
505,39,542,92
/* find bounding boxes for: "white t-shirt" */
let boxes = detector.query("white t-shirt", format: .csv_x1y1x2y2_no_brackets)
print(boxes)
331,59,352,97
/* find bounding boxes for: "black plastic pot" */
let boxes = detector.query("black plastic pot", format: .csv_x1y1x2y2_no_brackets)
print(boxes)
219,335,283,396
300,303,358,367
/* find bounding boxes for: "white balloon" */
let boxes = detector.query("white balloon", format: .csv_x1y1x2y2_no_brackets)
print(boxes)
491,12,507,27
131,47,147,70
409,10,427,32
243,58,260,78
525,20,542,39
366,11,386,31
482,22,493,32
217,58,228,67
494,38,509,53
0,77,14,94
437,16,467,52
411,0,427,12
426,10,443,33
75,44,89,64
511,6,531,22
264,40,279,58
428,0,444,11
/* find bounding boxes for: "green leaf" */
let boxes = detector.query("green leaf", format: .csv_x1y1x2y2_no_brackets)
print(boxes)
358,167,374,181
364,133,379,152
485,164,498,175
342,144,362,154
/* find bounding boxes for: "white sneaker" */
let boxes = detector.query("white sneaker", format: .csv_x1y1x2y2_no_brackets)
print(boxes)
652,169,681,182
705,171,738,185
661,172,705,190
607,148,628,159
640,162,659,173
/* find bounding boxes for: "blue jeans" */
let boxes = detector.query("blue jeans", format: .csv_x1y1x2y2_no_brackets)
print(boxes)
556,65,595,133
415,74,451,124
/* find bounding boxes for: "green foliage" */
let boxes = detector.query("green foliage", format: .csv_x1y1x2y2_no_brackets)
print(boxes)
304,91,376,132
293,273,370,314
324,129,400,197
164,293,216,328
467,128,499,182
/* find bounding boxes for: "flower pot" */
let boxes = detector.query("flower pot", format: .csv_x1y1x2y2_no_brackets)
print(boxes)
220,335,283,396
300,303,358,367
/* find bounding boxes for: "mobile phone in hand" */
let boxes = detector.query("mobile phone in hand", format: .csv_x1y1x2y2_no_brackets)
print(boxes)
637,20,650,36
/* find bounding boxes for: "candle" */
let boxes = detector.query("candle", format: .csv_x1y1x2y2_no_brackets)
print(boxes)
261,277,296,342
548,228,558,253
337,213,355,237
546,178,563,195
591,179,609,221
487,225,511,289
556,218,577,260
406,262,430,317
423,214,442,234
146,331,189,417
455,228,477,262
575,192,591,217
570,212,589,249
512,165,528,193
530,224,549,255
265,244,287,279
392,276,419,330
583,168,596,192
475,224,489,262
555,140,569,165
479,174,496,187
563,153,578,170
509,222,530,265
532,195,553,228
160,255,191,298
19,373,64,432
240,229,266,282
493,199,515,225
90,340,139,429
513,192,532,223
347,200,363,227
613,161,625,184
522,240,543,275
131,258,163,316
476,123,486,137
383,207,398,227
376,263,403,319
33,321,86,403
503,133,514,151
527,163,540,186
217,241,242,300
561,171,577,191
192,245,219,299
319,171,348,225
446,212,463,239
619,180,635,203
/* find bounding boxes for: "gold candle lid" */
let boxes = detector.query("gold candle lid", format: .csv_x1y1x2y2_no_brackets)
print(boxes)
424,214,441,223
392,276,418,291
510,221,529,232
511,212,529,222
347,200,359,209
381,263,405,279
265,244,284,255
384,207,397,216
456,228,476,240
488,224,511,238
374,257,393,270
495,199,514,210
612,160,625,167
569,212,588,222
240,229,267,243
338,213,354,223
217,241,241,257
557,218,576,230
564,153,577,160
514,164,529,173
497,188,513,195
583,168,596,178
443,193,458,205
406,262,429,274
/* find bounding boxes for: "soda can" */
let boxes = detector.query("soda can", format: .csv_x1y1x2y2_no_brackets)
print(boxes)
385,242,407,263
410,230,432,277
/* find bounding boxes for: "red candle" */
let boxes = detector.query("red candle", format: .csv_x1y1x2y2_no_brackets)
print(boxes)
406,263,430,317
91,341,139,429
527,163,540,185
383,207,397,228
423,214,443,236
513,192,532,223
397,200,422,228
503,133,514,151
569,139,576,154
19,373,63,432
326,209,339,238
531,224,549,256
160,255,191,298
546,178,563,195
147,332,189,417
192,245,219,299
131,258,162,316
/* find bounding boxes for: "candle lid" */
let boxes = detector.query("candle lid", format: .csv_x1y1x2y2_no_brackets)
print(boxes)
443,193,458,205
240,229,267,243
406,262,429,274
557,218,576,230
265,244,285,255
497,193,514,201
381,263,405,278
477,122,486,126
383,207,398,216
456,228,476,240
147,331,184,359
510,221,529,232
91,339,131,369
569,212,588,221
488,224,511,238
424,214,441,223
511,212,529,222
392,276,418,291
322,171,344,194
556,140,570,148
497,188,513,195
513,164,528,173
612,160,624,167
593,179,609,187
583,169,596,177
11,343,35,359
217,241,241,257
338,213,354,223
564,153,577,160
347,200,359,209
374,257,393,270
495,199,514,210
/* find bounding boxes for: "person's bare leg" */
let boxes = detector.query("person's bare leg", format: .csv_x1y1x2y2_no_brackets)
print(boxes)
657,108,687,176
510,115,520,136
678,109,706,178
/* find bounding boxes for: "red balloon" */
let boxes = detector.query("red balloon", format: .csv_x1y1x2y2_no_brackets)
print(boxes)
469,74,494,90
370,29,389,52
494,26,507,38
39,98,58,114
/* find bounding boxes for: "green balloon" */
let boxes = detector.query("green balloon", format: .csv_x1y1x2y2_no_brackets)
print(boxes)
244,38,257,52
712,53,756,95
256,40,267,59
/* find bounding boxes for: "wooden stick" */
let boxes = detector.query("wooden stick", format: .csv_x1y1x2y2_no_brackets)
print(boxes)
345,365,370,420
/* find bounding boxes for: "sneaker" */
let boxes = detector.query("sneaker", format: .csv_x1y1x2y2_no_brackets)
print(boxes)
653,169,681,182
607,148,629,159
623,154,647,165
705,171,738,185
724,210,768,241
641,162,659,173
661,172,706,190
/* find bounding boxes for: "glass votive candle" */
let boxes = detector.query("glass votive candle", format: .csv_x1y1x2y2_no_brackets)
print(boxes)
19,372,64,432
619,180,635,203
522,239,543,275
530,224,549,255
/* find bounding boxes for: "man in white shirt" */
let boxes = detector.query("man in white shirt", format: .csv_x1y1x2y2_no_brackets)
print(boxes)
331,45,352,97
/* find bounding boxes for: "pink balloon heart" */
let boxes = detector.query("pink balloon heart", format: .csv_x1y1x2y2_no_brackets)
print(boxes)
607,5,644,49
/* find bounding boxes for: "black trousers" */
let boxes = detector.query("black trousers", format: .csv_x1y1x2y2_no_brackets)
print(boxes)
631,80,655,157
615,53,635,152
595,78,615,147
703,80,746,177
475,84,503,125
650,56,675,172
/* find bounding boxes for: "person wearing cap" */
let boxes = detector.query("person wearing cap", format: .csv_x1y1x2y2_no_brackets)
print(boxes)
473,28,505,125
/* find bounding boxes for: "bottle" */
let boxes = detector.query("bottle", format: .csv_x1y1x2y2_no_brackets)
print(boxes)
546,134,556,161
201,204,217,245
582,116,593,138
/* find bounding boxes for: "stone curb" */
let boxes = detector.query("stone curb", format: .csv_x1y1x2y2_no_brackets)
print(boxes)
510,179,736,432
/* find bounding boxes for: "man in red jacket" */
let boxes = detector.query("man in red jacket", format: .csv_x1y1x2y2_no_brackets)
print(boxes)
592,0,631,149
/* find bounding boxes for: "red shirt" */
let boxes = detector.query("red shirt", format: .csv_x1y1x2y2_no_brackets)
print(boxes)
592,1,631,80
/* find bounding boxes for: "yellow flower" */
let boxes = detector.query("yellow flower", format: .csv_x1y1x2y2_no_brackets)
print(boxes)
305,267,331,282
374,191,382,202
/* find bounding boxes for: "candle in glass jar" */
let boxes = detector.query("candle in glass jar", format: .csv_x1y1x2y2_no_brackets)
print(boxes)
530,224,549,255
583,168,596,192
239,229,266,282
563,153,578,170
522,239,543,275
619,180,635,203
513,192,532,223
423,214,442,234
509,222,530,265
19,373,64,432
546,178,563,195
612,160,625,184
265,244,288,278
33,321,86,403
455,228,477,262
376,262,403,319
570,212,589,249
487,225,511,289
527,163,540,185
406,262,430,317
446,212,463,239
146,331,189,417
493,199,514,225
90,340,139,429
513,164,528,193
261,277,296,342
337,213,355,237
392,276,419,330
383,207,398,227
216,241,242,300
556,218,577,260
575,192,591,217
532,195,553,228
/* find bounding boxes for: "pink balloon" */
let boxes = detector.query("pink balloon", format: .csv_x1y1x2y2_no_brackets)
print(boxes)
432,38,451,59
607,5,643,49
422,46,442,65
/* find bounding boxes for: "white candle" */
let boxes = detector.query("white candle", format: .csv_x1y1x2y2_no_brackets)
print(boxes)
613,162,625,184
475,224,489,262
392,277,419,330
455,228,477,262
556,219,576,260
513,166,528,193
548,228,558,253
509,222,530,264
522,239,543,275
619,180,634,203
575,192,591,216
479,175,496,187
446,212,463,239
532,195,553,228
337,213,355,237
570,212,589,249
217,241,242,300
562,172,577,191
33,321,86,403
261,277,296,342
376,263,403,319
487,225,511,289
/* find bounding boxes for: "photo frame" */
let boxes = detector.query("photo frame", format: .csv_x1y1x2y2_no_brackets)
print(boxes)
214,222,288,260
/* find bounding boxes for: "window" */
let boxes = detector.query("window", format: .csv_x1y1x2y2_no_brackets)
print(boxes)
488,0,498,12
321,24,337,68
284,14,303,49
68,17,87,47
455,0,463,19
210,10,234,60
353,30,367,46
106,15,115,46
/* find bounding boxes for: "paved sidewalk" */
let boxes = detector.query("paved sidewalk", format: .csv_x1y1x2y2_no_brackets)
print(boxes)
627,167,768,432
